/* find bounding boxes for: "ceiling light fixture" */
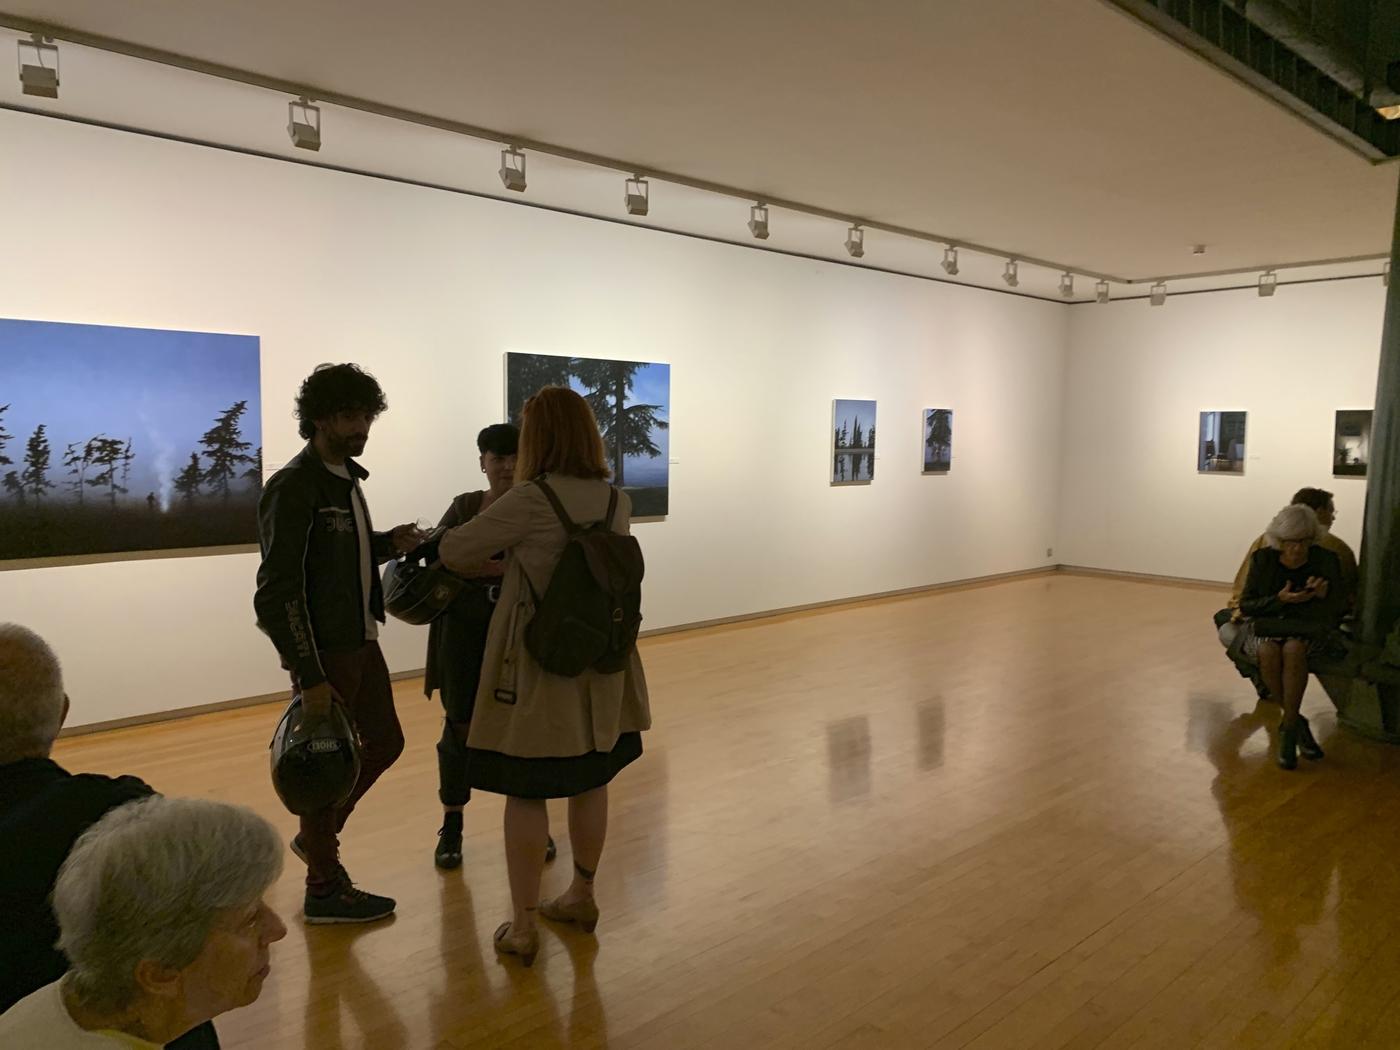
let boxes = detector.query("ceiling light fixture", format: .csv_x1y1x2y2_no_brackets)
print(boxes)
1150,281,1167,306
286,97,321,151
941,246,959,276
18,34,59,98
499,146,527,192
1096,280,1110,304
1258,270,1278,297
1059,272,1075,299
748,203,769,240
624,175,649,216
1003,260,1019,288
1378,104,1400,121
845,225,864,259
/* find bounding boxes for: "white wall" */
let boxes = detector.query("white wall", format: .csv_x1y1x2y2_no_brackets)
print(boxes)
0,112,1068,727
1058,279,1384,582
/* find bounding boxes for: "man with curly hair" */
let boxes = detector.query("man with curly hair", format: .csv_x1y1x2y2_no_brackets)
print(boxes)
254,363,422,924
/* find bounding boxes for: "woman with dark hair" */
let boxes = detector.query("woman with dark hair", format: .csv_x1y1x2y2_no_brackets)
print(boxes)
425,423,553,870
440,387,651,966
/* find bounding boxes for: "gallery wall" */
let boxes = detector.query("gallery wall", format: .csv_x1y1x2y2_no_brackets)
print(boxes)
0,111,1069,727
1058,277,1384,582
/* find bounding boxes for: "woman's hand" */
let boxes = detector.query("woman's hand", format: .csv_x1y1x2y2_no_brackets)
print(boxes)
1304,576,1329,599
1279,582,1313,604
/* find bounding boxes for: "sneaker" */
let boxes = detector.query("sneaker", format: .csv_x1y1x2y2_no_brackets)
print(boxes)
304,879,396,925
435,817,463,870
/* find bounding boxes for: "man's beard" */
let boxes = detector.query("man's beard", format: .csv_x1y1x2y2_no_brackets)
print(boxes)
331,433,368,458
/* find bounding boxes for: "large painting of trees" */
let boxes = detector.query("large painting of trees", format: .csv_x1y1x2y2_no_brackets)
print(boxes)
505,352,670,517
0,319,261,561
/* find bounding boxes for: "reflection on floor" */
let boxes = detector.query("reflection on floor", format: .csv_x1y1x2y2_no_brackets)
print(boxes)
53,574,1400,1049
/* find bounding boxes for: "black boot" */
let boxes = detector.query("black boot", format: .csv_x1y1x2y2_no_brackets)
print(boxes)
1296,717,1325,761
435,812,463,870
1277,722,1299,771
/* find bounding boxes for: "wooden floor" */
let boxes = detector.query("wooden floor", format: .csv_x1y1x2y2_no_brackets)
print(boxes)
53,574,1400,1049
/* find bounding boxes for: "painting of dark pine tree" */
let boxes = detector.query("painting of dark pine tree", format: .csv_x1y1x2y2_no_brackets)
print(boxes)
832,399,877,485
0,318,261,561
923,408,953,473
505,352,670,517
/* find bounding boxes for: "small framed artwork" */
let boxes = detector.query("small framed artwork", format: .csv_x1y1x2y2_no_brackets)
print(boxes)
922,409,953,473
832,399,876,484
1334,409,1372,478
1199,411,1247,474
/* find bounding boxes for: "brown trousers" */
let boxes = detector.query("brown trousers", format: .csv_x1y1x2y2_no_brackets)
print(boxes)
292,641,404,892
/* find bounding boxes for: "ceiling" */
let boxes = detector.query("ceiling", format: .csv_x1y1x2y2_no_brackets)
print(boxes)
1,0,1396,288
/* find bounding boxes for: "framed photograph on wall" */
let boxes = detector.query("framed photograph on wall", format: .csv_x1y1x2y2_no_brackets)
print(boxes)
832,399,876,484
922,409,953,474
505,352,670,517
1198,410,1247,474
1334,409,1372,478
0,318,262,563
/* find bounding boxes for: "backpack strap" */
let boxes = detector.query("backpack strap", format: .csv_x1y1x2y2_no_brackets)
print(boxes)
533,477,582,535
604,487,619,530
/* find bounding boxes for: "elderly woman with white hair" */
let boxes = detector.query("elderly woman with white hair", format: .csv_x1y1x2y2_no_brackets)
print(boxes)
0,796,287,1048
1239,503,1346,770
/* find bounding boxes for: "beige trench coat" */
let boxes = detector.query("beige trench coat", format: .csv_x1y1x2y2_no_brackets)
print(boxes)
438,475,651,759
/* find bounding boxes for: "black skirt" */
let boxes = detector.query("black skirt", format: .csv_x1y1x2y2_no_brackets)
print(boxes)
466,732,643,800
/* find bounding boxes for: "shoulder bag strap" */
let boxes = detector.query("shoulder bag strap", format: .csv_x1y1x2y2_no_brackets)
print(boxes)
465,489,486,521
604,486,620,530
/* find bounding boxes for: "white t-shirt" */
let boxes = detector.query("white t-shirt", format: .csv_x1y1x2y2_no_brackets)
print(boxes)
323,461,378,642
0,979,161,1049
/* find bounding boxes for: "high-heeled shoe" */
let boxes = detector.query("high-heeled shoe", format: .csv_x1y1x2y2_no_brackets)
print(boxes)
539,894,600,934
1296,717,1325,761
493,922,539,967
1277,722,1299,771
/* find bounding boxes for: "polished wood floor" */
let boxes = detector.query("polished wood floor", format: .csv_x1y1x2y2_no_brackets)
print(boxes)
53,574,1400,1049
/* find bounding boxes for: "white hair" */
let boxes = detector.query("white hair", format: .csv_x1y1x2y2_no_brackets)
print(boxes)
0,623,65,764
54,796,283,1014
1266,504,1321,548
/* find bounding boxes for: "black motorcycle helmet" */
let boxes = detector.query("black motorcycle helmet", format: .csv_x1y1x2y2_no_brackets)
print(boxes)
382,533,466,625
269,694,361,816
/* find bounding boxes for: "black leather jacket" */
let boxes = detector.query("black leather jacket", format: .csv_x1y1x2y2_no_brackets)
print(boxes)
253,444,393,688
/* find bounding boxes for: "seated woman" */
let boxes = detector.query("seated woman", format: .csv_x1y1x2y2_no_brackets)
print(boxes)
0,796,286,1048
1239,504,1345,770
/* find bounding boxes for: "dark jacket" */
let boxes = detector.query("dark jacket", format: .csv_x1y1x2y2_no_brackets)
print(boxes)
1240,545,1345,626
0,759,151,1013
0,760,221,1048
254,444,393,688
423,490,499,706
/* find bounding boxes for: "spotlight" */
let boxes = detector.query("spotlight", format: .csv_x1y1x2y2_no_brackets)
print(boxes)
748,203,769,240
1095,280,1110,304
1150,281,1167,306
1003,260,1019,287
18,34,59,98
845,225,864,259
286,97,321,151
499,146,527,192
624,175,649,216
1059,272,1075,299
1258,270,1278,297
941,246,959,276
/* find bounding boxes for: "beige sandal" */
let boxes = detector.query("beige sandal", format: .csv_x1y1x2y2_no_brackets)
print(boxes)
539,895,600,934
